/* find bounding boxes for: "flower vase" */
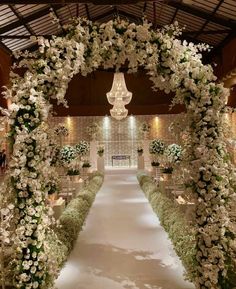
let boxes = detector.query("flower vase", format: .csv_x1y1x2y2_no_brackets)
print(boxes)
69,175,74,182
83,167,89,175
48,192,57,203
143,131,148,140
164,173,172,182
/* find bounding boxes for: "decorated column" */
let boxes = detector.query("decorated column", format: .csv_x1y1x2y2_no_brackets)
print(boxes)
90,140,98,171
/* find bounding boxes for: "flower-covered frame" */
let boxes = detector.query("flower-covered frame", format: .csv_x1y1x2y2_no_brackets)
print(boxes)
2,17,236,289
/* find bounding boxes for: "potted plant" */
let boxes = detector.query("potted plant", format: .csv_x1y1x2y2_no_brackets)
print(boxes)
67,169,80,176
151,161,160,167
161,166,173,181
46,178,59,203
82,160,91,175
137,146,143,156
82,161,91,168
97,145,104,157
162,167,173,174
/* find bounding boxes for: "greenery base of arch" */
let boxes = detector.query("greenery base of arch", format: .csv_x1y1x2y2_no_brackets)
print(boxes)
1,17,235,289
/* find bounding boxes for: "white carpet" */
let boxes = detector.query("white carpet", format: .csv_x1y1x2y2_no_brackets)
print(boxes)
55,169,195,289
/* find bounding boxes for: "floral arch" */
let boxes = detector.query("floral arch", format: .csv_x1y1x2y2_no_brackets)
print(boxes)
2,18,236,289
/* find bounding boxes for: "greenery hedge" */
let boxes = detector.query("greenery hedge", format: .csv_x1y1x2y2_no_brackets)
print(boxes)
46,171,104,287
137,172,197,282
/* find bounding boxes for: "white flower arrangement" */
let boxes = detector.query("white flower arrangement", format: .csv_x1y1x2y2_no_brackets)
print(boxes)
137,145,143,154
140,122,150,133
86,122,100,139
54,124,68,137
165,143,183,163
75,140,90,156
97,145,104,157
1,16,235,289
149,139,165,155
60,145,77,164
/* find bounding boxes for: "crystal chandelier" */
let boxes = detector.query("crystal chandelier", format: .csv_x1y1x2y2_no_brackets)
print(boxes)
110,102,128,121
106,72,132,120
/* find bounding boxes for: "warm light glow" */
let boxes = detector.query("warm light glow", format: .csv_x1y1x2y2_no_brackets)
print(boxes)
103,115,110,128
67,116,71,127
106,73,132,105
7,99,12,108
129,115,136,130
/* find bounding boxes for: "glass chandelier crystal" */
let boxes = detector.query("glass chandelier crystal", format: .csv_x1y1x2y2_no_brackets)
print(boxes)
106,72,132,120
110,101,128,121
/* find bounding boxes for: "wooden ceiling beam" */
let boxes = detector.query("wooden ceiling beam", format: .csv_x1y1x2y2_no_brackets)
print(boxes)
85,3,91,20
117,9,143,23
170,8,178,23
207,29,236,61
0,5,62,35
1,29,230,39
153,1,157,28
50,4,65,33
0,41,12,55
165,0,236,30
9,5,35,36
195,0,224,38
0,0,154,4
143,2,147,14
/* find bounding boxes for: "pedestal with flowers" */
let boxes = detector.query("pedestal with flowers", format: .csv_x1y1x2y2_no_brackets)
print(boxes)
97,145,105,172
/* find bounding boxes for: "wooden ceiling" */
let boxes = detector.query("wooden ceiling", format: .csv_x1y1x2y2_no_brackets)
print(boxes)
0,0,236,116
0,0,236,55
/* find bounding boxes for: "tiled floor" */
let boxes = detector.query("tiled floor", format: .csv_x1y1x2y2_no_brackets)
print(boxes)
55,169,195,289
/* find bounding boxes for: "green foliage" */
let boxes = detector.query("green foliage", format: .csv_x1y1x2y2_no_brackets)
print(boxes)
137,172,197,282
67,169,80,176
45,172,104,286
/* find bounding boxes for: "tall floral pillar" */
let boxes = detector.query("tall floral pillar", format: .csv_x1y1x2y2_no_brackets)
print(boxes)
143,139,151,170
139,122,151,170
86,123,100,171
90,139,98,171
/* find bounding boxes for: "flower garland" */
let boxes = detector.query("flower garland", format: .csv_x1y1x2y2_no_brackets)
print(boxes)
149,139,165,155
1,17,235,289
75,140,90,156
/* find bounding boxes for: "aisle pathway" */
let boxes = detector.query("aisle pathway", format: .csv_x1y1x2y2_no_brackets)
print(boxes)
56,169,195,289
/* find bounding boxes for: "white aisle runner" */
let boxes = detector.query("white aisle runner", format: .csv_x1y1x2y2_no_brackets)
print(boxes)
55,169,195,289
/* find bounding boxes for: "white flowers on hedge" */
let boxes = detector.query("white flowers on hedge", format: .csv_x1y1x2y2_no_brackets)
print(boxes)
75,140,90,156
1,16,235,289
165,143,183,163
149,139,165,155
